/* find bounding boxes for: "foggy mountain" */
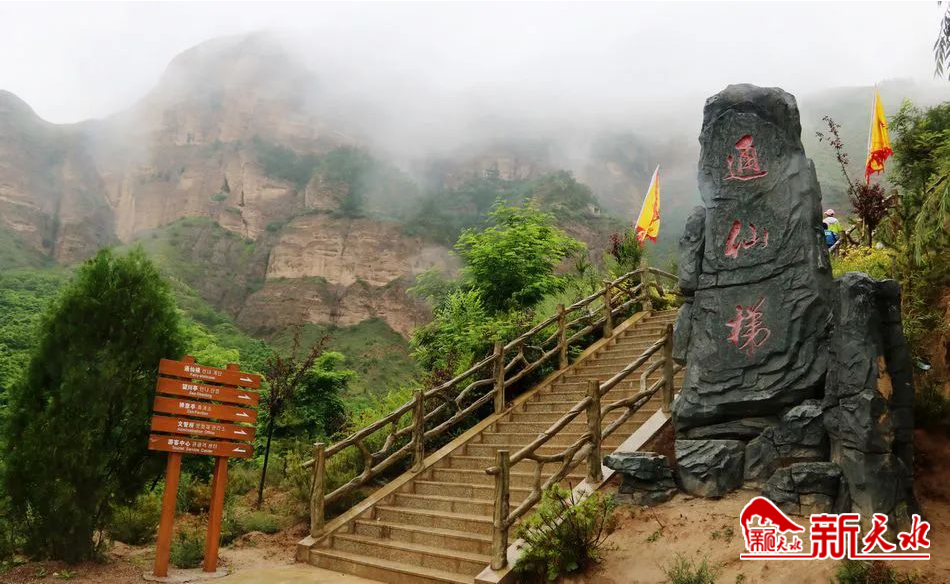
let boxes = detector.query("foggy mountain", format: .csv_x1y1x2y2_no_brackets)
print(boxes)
1,33,947,340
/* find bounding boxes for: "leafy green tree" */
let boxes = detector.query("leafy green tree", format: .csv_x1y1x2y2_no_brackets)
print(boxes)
272,351,351,442
889,100,950,267
256,330,326,507
607,229,644,275
2,248,185,562
455,202,585,312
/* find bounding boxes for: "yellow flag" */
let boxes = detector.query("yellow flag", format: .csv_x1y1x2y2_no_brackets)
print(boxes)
865,91,892,183
635,166,660,243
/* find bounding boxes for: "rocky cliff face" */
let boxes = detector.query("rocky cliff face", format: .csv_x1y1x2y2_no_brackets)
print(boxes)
1,35,458,338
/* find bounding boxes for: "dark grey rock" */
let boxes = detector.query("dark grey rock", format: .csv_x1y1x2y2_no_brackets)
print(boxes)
744,400,828,484
677,206,706,295
672,84,832,433
604,451,673,482
681,417,777,440
823,272,918,520
763,462,843,516
606,452,678,507
675,439,744,497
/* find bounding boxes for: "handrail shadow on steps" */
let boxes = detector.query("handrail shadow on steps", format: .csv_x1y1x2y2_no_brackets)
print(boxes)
301,266,680,539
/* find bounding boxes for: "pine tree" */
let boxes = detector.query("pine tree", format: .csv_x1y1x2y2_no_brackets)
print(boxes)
2,248,185,562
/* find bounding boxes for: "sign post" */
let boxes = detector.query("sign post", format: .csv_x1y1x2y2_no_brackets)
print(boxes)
148,356,261,579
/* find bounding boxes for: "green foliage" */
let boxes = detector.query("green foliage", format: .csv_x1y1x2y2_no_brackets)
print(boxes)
607,229,644,275
834,559,917,584
882,101,950,361
410,289,522,374
270,319,416,401
252,137,318,188
662,554,722,584
108,492,161,545
2,248,185,562
221,508,280,545
0,268,70,408
456,201,585,312
270,351,351,442
403,171,601,247
914,379,950,431
169,528,204,569
210,192,228,202
514,486,617,582
831,246,895,279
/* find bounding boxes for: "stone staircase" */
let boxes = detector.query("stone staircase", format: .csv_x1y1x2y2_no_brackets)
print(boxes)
302,310,680,584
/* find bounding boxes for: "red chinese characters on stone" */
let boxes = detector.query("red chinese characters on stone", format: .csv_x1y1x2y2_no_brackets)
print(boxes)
724,220,769,258
725,298,771,356
725,135,768,181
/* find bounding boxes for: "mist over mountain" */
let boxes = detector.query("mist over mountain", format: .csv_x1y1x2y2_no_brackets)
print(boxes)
0,32,947,344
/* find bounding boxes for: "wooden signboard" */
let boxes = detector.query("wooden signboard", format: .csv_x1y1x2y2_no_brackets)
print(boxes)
152,395,258,424
148,434,253,458
150,416,257,442
148,356,261,578
159,358,261,388
156,377,261,407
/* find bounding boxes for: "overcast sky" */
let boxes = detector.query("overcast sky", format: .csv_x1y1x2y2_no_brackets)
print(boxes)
0,1,943,124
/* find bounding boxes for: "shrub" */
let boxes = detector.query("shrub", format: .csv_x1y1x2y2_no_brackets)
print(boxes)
662,553,722,584
456,202,585,312
169,529,204,569
108,492,162,545
210,193,228,202
914,380,950,431
237,512,279,534
220,508,280,545
514,486,617,582
834,558,917,584
831,246,895,279
1,248,185,562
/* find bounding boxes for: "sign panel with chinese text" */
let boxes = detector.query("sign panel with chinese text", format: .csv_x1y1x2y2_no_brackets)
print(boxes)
156,377,260,407
148,434,253,459
150,415,256,442
158,358,261,388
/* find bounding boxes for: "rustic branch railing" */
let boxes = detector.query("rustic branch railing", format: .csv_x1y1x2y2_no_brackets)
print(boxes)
485,322,684,570
302,267,679,538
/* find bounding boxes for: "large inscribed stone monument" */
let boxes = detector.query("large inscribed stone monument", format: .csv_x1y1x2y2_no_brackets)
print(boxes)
659,84,918,521
673,84,833,433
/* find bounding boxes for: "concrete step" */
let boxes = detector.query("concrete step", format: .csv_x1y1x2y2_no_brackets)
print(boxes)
310,547,474,584
392,491,494,515
331,532,490,575
410,480,531,506
374,505,494,535
475,431,633,450
426,467,586,489
493,416,646,435
352,519,492,556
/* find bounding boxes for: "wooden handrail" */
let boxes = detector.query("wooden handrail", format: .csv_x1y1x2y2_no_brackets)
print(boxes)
485,322,680,570
303,266,680,537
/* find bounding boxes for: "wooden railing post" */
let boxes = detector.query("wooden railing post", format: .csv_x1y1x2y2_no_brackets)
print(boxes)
602,280,614,338
412,389,425,471
640,260,653,311
586,379,603,484
310,442,326,537
557,304,568,369
493,341,505,414
491,450,511,570
662,323,674,413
